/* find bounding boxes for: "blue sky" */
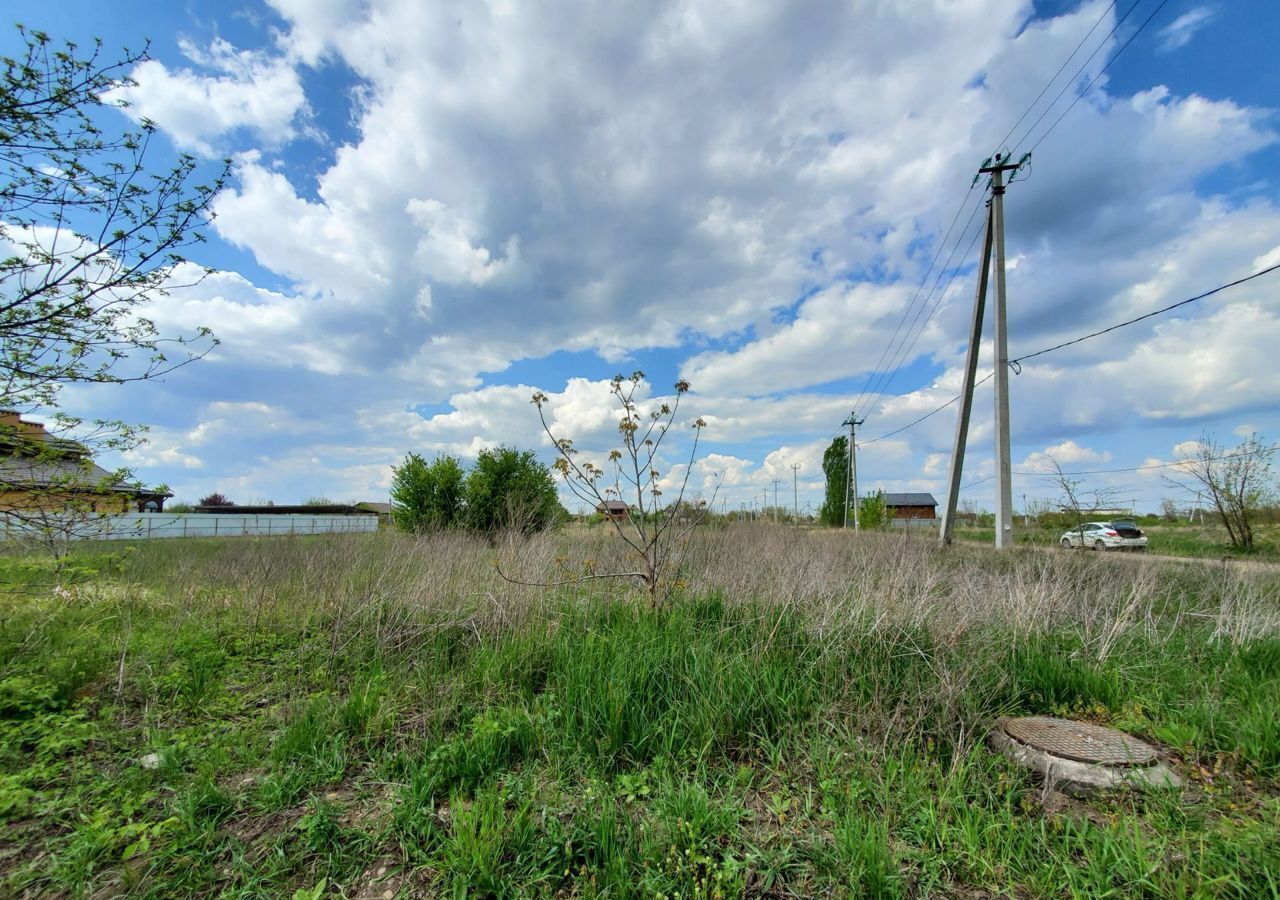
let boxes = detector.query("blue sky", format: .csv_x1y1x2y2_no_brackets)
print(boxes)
5,0,1278,513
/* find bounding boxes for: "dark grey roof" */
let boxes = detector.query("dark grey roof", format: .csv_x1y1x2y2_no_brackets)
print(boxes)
597,500,630,511
883,492,938,507
0,456,167,497
0,455,116,488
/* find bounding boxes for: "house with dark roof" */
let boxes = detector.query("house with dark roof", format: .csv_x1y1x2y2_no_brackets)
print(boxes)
882,492,938,520
0,411,171,514
595,500,632,522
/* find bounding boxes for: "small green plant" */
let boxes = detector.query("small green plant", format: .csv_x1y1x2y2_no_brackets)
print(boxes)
291,878,327,900
615,771,652,803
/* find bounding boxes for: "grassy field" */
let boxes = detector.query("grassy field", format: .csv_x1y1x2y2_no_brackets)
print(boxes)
2,527,1279,897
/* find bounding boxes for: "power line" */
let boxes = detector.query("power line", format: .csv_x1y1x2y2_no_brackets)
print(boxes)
955,446,1280,494
861,371,994,447
854,189,992,420
1011,261,1280,366
850,2,1152,421
792,427,847,468
1025,0,1171,154
858,2,1143,420
961,474,994,491
993,1,1119,154
1019,445,1280,478
848,185,990,420
1005,0,1144,152
802,0,1195,475
853,261,1280,447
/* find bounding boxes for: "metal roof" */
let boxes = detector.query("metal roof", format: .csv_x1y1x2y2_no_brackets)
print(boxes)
0,456,117,488
883,492,938,507
0,456,168,498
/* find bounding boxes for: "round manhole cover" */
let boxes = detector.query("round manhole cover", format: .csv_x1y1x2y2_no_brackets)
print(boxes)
1003,716,1156,766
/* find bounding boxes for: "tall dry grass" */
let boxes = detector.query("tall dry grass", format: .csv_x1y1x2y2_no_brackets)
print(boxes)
124,523,1279,652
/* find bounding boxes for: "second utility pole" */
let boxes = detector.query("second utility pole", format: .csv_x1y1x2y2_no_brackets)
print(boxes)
842,413,864,531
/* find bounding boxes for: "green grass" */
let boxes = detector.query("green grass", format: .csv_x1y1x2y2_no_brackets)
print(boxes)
1,532,1278,896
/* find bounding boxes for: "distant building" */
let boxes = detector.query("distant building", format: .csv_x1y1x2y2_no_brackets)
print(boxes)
0,410,171,513
356,501,392,524
595,500,632,522
882,492,938,520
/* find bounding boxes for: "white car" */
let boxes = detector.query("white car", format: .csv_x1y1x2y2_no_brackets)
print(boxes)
1060,521,1148,551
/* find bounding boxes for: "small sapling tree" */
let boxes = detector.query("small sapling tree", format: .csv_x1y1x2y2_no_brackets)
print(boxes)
858,490,888,530
530,372,710,607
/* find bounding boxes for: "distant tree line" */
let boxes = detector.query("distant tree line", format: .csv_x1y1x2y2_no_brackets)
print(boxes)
390,446,566,534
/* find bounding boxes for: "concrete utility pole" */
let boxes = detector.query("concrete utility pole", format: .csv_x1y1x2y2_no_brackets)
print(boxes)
940,197,993,547
842,414,865,531
772,479,780,523
791,463,800,519
986,155,1020,550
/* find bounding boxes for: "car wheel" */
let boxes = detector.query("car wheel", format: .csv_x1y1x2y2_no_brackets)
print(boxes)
1060,538,1072,549
1093,540,1106,551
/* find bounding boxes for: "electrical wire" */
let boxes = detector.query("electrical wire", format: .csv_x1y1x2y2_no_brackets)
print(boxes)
861,371,994,447
847,3,1133,423
854,189,991,421
847,185,989,421
1024,0,1171,154
1006,0,1144,152
1011,261,1280,366
955,445,1280,497
1017,445,1280,479
852,261,1280,447
807,0,1185,465
993,0,1119,153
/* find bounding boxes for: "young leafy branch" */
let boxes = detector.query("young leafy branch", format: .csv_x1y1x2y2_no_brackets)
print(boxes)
530,372,711,607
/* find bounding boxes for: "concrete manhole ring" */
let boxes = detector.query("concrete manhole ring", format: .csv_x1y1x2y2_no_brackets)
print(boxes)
989,716,1181,795
1002,716,1156,767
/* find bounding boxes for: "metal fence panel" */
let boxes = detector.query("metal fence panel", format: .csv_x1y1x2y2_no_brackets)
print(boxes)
0,512,379,542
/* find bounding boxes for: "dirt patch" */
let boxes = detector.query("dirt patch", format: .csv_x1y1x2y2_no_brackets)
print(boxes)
349,859,430,899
